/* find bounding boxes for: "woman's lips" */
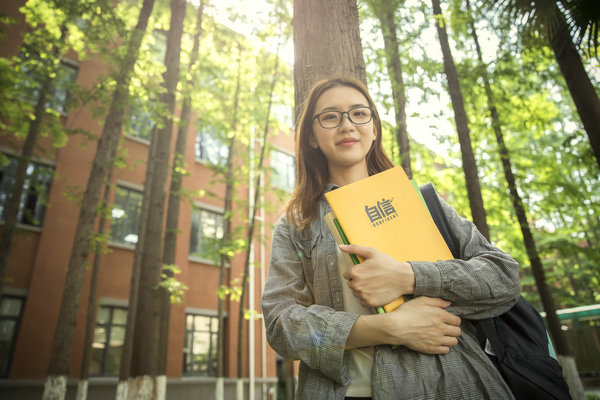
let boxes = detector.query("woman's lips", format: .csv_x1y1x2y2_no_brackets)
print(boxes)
337,138,358,147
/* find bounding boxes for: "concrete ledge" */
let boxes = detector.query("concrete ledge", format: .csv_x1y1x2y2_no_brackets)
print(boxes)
0,377,278,400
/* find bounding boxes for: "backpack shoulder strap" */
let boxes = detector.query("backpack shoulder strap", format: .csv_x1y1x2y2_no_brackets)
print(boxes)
419,183,460,258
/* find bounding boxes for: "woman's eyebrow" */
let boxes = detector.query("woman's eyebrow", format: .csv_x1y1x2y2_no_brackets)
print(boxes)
318,103,367,112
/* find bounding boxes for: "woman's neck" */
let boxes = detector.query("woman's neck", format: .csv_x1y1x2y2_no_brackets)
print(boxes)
329,164,369,187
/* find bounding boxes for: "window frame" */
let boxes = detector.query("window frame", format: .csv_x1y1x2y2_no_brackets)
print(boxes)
0,151,55,228
109,182,144,248
270,148,296,192
182,310,220,377
188,203,224,266
124,98,154,143
90,303,128,377
194,127,229,167
16,50,79,115
0,295,25,378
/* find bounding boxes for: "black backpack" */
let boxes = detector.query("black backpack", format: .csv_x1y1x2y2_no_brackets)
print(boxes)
419,183,572,400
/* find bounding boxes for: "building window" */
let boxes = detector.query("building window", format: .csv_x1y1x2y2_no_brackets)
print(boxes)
183,313,218,376
270,150,295,192
0,296,24,378
17,50,78,114
90,305,127,376
189,207,223,264
110,185,143,246
0,155,53,227
150,30,167,63
195,128,228,166
125,99,154,142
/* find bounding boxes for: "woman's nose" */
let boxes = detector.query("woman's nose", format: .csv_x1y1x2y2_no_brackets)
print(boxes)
339,112,354,129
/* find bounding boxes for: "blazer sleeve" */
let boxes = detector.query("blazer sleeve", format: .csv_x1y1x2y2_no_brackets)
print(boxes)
261,215,357,385
409,197,521,319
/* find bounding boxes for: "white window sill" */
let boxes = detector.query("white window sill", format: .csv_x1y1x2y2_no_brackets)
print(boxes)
108,241,136,251
0,221,43,233
188,255,229,268
124,134,151,145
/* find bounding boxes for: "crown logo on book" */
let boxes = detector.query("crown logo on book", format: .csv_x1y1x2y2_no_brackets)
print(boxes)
365,197,398,227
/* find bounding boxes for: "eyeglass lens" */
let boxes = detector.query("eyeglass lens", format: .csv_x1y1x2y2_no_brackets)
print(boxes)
317,107,372,128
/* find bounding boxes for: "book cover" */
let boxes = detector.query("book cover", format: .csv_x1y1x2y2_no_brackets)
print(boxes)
324,166,453,313
324,211,404,314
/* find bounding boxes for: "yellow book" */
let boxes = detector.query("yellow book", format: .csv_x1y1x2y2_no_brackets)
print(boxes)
324,166,453,313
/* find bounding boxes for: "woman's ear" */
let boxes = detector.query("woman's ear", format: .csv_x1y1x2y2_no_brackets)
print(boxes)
372,126,377,142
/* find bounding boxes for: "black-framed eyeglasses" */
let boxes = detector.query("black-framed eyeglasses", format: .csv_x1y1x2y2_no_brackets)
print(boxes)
312,106,374,129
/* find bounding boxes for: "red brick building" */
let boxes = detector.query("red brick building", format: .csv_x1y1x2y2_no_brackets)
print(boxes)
0,1,295,398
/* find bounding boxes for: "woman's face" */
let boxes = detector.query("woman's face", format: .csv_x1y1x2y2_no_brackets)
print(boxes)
309,86,377,180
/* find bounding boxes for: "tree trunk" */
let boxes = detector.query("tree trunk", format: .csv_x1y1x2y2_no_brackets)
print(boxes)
549,20,600,170
369,0,411,178
293,0,367,117
76,170,114,400
216,42,243,400
158,0,203,382
236,35,282,384
466,3,585,398
128,0,184,398
43,2,155,399
0,25,66,300
430,0,489,241
116,126,157,400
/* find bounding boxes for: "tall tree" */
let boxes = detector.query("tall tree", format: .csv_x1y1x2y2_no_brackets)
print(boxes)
236,29,283,389
293,0,367,114
431,0,490,240
490,0,600,169
215,41,243,400
465,2,585,398
116,126,157,400
128,0,185,398
43,1,156,398
367,0,412,178
157,0,204,387
76,167,114,400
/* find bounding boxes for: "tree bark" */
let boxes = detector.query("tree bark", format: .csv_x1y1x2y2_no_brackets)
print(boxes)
370,0,411,178
216,42,243,399
116,126,157,400
549,20,600,170
293,0,367,118
43,2,155,399
77,169,114,400
431,0,489,241
129,1,184,398
158,0,203,379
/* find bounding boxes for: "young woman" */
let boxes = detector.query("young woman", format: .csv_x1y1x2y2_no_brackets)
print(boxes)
261,77,520,400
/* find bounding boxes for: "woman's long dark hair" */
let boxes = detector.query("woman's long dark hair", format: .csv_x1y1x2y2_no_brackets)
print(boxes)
286,77,394,229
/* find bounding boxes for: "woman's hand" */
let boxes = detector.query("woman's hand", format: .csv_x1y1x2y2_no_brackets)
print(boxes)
346,296,462,354
340,243,415,307
386,296,461,354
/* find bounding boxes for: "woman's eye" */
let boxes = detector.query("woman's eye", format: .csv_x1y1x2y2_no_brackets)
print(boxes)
322,113,338,121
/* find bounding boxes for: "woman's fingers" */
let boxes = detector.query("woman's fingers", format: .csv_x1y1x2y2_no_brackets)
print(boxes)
339,243,377,260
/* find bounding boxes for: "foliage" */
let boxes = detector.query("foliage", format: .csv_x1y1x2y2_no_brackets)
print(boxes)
484,0,600,56
158,264,189,304
360,0,599,310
